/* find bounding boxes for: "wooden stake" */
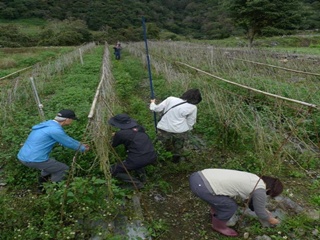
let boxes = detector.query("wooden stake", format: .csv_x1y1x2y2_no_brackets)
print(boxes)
176,61,318,109
0,66,32,81
230,57,320,77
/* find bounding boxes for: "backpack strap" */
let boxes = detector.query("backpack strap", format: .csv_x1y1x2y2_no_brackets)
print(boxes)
162,101,187,117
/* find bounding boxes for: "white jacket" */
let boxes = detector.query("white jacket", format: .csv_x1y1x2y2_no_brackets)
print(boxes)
150,96,197,133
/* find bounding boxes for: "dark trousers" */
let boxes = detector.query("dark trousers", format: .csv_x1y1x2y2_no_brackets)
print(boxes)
189,172,238,221
110,157,156,185
20,157,69,182
114,51,121,60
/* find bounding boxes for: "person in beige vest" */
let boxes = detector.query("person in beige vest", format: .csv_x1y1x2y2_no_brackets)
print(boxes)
189,169,283,237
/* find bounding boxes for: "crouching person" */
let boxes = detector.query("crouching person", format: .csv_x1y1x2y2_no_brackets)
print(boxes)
108,114,157,189
17,109,90,193
189,168,283,237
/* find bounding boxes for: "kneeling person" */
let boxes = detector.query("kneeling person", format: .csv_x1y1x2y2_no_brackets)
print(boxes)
108,114,157,189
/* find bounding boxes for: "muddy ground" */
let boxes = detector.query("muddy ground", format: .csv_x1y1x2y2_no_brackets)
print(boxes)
138,152,319,240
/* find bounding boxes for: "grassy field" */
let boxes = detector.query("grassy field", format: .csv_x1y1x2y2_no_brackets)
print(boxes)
0,18,47,35
0,40,319,239
0,46,75,78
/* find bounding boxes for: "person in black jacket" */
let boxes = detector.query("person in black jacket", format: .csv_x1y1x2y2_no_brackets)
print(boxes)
108,114,157,189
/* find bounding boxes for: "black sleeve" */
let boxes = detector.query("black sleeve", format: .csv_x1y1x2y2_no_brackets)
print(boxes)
111,131,124,147
136,125,146,133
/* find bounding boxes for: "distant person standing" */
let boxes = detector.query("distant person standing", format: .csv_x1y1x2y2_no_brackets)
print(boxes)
150,89,202,162
113,41,122,60
17,109,90,193
108,114,157,189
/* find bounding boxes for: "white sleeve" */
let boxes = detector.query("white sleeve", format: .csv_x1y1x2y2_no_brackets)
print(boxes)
149,98,168,112
186,107,197,130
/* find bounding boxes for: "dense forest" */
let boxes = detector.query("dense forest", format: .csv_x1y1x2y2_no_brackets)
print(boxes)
0,0,320,47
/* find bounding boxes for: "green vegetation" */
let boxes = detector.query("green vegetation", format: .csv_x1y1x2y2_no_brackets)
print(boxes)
0,46,75,77
0,45,132,239
1,39,320,239
0,1,320,47
226,0,305,46
0,2,318,238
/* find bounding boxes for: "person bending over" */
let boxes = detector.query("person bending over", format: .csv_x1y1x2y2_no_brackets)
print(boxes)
150,88,202,162
189,168,283,237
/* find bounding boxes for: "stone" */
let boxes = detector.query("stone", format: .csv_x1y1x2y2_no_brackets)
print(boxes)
305,209,320,220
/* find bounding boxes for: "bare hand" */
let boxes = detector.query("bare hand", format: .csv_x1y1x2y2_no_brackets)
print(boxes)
268,217,280,225
150,99,156,103
83,144,90,151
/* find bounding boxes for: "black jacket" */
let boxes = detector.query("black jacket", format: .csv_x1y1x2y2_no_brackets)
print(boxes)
112,125,157,164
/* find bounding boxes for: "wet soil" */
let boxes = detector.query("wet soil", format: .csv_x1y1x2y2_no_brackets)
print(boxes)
139,153,319,240
141,172,213,240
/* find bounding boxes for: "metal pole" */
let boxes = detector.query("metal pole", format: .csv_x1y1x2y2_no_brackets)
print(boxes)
142,16,158,133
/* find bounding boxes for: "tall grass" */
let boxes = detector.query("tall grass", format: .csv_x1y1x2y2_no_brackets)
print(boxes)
127,41,320,176
0,43,134,239
0,47,75,77
1,40,319,239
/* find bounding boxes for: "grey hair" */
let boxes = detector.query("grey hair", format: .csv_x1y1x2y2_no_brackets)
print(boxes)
54,116,67,122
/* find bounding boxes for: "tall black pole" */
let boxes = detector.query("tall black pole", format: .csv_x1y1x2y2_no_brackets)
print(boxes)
142,16,157,133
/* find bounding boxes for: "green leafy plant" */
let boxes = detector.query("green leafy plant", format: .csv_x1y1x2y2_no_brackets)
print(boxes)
147,219,169,238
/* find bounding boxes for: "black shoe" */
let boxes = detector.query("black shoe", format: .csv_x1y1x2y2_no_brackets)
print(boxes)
172,155,181,163
120,182,144,190
36,186,46,194
135,182,144,189
37,175,50,194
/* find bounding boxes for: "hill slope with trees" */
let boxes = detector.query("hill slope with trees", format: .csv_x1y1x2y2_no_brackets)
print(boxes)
0,0,319,47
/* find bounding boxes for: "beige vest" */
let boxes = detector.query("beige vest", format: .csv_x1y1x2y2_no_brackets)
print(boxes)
201,169,265,199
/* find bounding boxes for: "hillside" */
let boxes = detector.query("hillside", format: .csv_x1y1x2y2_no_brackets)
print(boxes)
1,0,320,47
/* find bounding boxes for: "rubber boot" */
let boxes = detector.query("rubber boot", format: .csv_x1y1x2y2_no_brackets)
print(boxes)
211,216,238,237
172,154,181,163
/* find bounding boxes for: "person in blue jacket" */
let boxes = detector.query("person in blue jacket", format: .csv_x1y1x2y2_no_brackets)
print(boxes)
17,109,90,192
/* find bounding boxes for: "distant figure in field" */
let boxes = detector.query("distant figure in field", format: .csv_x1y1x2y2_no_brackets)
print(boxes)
113,41,122,60
189,168,283,237
150,89,202,162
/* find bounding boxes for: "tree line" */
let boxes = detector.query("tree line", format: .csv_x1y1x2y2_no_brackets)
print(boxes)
0,0,319,47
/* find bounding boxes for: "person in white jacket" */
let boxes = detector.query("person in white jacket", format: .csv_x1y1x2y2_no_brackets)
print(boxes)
150,89,202,162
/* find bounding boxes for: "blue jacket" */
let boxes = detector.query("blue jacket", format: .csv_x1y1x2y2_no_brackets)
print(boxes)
18,120,86,162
